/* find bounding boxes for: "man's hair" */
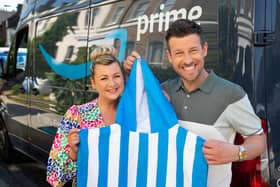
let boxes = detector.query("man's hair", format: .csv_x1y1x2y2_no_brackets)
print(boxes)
165,19,205,51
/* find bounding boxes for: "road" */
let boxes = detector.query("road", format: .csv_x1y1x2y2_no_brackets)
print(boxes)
0,151,51,187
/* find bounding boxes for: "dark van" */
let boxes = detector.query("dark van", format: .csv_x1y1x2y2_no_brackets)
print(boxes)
0,0,279,186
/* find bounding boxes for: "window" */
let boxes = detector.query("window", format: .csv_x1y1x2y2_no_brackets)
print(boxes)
238,46,244,66
34,10,88,113
248,0,252,18
64,46,74,63
155,0,175,13
147,41,163,64
91,8,99,26
85,11,90,26
240,0,245,14
130,1,149,19
109,6,125,25
125,41,135,57
231,0,238,14
6,28,28,78
4,28,28,99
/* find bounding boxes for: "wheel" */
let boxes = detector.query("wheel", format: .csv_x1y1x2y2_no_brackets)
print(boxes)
0,117,14,162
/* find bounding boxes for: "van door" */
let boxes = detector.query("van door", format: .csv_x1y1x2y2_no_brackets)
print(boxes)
29,8,90,162
260,0,280,185
0,28,29,153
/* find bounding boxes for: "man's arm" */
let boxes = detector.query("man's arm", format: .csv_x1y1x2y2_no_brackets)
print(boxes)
241,133,266,160
202,133,266,165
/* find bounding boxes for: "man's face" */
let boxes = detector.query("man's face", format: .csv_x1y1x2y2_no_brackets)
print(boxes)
166,34,208,85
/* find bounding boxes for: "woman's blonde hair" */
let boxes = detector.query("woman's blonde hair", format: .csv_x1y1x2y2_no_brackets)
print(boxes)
90,46,121,77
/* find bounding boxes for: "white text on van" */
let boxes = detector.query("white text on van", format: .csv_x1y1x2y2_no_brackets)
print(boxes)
137,4,203,41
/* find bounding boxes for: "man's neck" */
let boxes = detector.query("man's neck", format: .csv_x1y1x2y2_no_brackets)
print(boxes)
182,69,209,92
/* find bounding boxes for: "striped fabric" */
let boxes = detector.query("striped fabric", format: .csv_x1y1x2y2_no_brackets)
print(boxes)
77,58,208,187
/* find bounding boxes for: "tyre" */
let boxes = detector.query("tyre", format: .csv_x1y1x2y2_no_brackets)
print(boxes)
0,117,14,162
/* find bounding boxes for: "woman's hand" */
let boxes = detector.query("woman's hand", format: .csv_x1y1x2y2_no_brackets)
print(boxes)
162,90,170,101
67,128,80,161
123,51,140,77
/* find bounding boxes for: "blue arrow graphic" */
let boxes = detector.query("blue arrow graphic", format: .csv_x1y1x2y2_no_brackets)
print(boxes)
105,28,127,62
39,29,127,80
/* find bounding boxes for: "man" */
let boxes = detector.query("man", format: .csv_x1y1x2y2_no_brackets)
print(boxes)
123,19,266,186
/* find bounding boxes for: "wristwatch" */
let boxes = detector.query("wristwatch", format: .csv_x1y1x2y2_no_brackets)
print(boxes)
239,145,247,161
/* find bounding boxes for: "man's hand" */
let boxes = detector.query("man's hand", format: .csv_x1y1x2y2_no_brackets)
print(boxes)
67,128,80,161
202,139,239,165
123,51,140,77
203,133,266,165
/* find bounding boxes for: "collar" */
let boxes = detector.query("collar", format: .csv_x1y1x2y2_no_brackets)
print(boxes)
175,70,217,94
199,70,217,93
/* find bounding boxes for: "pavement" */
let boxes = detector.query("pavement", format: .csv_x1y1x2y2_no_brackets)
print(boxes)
0,151,50,187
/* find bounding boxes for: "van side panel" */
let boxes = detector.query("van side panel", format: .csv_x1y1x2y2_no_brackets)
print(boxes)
264,0,280,185
28,8,91,162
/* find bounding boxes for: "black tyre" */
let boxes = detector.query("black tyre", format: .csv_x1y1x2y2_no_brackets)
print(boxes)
0,117,14,162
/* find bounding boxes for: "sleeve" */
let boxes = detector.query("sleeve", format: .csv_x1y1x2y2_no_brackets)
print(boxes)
46,105,81,186
226,94,263,137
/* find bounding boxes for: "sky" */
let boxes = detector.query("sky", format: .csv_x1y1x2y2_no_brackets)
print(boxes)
0,0,24,12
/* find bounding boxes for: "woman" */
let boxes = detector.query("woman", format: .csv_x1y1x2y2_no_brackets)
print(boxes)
46,46,124,187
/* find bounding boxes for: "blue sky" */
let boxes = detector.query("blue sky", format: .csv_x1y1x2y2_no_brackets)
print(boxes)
0,0,24,12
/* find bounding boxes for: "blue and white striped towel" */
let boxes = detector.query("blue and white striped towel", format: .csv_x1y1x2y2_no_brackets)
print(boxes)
77,58,208,187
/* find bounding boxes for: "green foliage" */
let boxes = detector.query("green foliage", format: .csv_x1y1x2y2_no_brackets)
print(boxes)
45,72,85,115
0,38,5,46
35,12,79,78
33,11,84,114
11,84,22,95
54,80,85,114
71,47,87,64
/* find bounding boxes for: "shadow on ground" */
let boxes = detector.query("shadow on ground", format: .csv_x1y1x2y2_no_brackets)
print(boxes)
0,150,73,187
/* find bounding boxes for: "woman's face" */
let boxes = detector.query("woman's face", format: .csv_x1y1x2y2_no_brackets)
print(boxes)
91,62,124,102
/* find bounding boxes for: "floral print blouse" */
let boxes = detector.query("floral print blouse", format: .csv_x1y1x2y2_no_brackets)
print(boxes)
47,99,105,186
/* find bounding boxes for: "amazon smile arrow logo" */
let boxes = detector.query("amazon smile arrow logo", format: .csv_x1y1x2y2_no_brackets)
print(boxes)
39,29,127,80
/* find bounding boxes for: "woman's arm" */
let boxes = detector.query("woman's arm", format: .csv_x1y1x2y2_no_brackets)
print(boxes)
68,128,80,161
46,106,80,186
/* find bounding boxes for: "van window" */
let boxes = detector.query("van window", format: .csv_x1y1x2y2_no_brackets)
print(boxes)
0,28,29,152
248,0,252,17
130,1,150,19
108,6,125,25
154,0,175,13
3,27,28,121
230,0,238,14
64,45,74,63
240,0,245,14
34,9,89,114
6,28,28,82
147,41,163,64
125,41,135,58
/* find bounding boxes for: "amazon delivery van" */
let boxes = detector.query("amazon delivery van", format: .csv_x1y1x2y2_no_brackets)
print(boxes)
0,0,279,186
